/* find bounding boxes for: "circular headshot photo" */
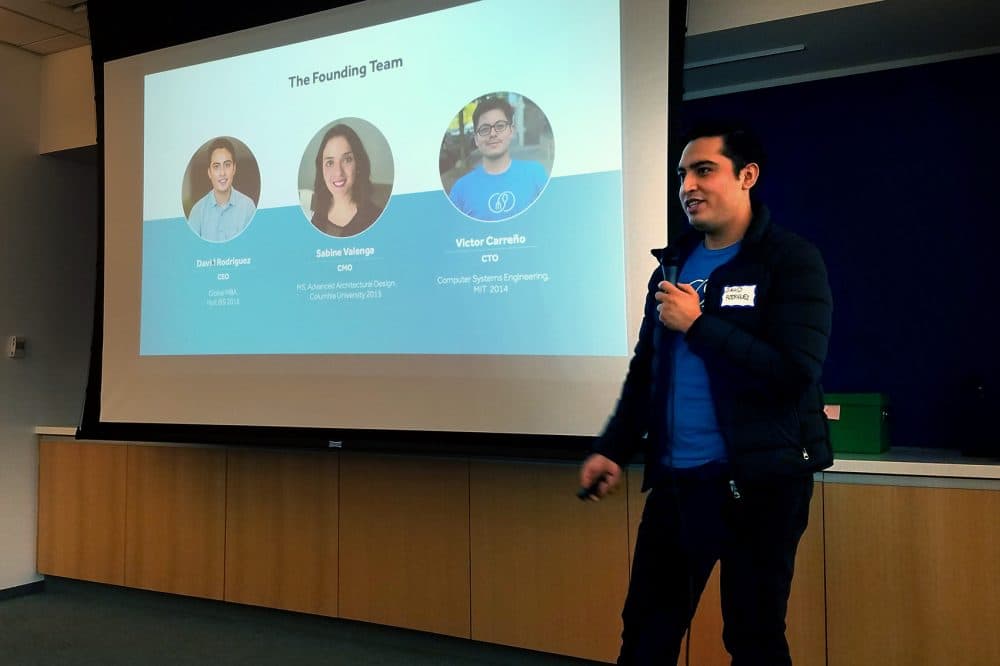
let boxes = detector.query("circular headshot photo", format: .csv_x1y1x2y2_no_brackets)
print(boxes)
182,136,261,243
298,118,394,239
440,92,554,222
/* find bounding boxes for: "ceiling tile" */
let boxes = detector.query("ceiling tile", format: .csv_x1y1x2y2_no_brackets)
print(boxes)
22,30,88,54
0,6,63,44
0,0,88,33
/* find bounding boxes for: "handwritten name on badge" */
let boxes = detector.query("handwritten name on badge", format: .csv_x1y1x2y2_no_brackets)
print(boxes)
721,285,756,307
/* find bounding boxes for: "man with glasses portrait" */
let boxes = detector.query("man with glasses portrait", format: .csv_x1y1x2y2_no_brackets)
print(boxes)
448,97,548,221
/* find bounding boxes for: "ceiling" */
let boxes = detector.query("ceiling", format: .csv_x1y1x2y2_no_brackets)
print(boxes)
1,0,998,96
684,0,1000,96
0,0,87,55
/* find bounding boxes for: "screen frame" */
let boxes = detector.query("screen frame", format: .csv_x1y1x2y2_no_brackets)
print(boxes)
79,0,689,459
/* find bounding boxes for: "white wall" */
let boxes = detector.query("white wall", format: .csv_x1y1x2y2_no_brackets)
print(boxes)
0,43,97,591
39,45,96,154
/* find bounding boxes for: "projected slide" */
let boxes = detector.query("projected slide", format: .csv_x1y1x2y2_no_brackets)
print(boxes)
140,0,625,357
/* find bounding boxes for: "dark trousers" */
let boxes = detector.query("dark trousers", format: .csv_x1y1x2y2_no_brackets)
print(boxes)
618,466,813,665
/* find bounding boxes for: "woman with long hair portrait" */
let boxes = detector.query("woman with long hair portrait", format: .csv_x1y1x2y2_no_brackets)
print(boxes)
310,123,382,238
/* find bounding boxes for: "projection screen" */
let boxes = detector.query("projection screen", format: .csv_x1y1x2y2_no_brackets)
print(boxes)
96,0,681,444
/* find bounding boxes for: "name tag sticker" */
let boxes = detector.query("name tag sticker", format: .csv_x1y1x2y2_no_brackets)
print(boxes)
721,285,756,307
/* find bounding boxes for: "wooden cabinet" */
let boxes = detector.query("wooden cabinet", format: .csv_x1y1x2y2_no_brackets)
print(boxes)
338,453,471,638
124,445,226,599
36,438,1000,665
37,440,126,584
225,449,339,616
470,460,629,662
825,482,1000,666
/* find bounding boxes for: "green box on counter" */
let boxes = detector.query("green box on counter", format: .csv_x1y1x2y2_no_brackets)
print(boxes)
823,393,890,454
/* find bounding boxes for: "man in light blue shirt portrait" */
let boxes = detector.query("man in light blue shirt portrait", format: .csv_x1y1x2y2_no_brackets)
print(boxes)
187,138,256,242
448,98,548,222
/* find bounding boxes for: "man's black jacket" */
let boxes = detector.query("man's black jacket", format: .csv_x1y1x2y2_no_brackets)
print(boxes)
595,206,834,489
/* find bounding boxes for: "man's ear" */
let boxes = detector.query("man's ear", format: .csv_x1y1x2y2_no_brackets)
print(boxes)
740,162,759,190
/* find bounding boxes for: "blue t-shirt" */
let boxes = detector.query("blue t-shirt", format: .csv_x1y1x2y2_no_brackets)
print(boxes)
664,240,741,469
448,159,548,221
188,187,256,242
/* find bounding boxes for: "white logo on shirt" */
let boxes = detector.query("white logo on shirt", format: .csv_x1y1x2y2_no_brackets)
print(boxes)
689,278,708,308
488,191,516,213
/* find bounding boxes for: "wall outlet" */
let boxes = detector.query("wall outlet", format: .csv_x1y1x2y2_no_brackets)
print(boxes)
7,336,26,359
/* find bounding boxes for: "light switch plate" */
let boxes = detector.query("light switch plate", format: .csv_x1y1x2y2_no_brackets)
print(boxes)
7,336,26,359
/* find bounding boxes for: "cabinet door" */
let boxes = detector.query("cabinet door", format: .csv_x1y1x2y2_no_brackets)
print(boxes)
826,482,1000,666
37,440,127,584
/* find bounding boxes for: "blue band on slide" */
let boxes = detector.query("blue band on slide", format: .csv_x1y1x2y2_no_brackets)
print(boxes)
140,171,627,357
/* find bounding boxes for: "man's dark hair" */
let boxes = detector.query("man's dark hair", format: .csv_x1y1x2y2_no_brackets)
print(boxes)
681,121,765,176
207,137,237,165
311,123,374,214
472,96,514,129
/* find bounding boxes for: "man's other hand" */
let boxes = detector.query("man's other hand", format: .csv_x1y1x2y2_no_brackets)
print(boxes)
579,453,623,500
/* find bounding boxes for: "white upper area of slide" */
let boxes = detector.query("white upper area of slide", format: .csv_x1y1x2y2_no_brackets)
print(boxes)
141,0,622,219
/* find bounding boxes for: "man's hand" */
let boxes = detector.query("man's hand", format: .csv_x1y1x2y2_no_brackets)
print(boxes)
654,281,702,332
579,453,622,501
